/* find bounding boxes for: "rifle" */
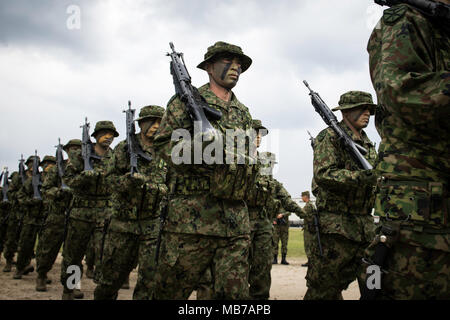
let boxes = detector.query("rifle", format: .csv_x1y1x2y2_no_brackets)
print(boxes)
360,225,396,300
123,100,152,175
18,154,26,185
2,167,9,202
32,150,42,200
303,80,373,170
55,138,69,190
167,42,222,135
154,195,169,265
375,0,450,19
81,117,101,172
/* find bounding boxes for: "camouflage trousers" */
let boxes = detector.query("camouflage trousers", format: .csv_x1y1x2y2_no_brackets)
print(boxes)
16,222,40,271
133,235,157,300
94,229,139,300
153,232,250,300
303,220,315,259
85,237,96,270
196,267,213,300
304,233,369,300
249,218,273,300
60,218,98,292
362,221,450,300
3,212,21,262
94,228,157,300
272,224,289,256
0,216,8,254
36,213,64,277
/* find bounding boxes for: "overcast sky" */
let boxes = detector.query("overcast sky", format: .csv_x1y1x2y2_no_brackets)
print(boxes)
0,0,385,199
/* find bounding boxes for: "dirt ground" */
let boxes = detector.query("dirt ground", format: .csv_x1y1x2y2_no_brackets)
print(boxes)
0,255,360,300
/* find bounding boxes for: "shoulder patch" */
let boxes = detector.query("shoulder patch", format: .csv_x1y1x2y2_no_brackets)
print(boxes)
383,5,407,25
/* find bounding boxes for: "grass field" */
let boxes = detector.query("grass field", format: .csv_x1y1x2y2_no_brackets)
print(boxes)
286,227,306,258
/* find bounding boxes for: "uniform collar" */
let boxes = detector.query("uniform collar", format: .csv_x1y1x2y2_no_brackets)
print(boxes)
339,120,372,146
198,83,243,112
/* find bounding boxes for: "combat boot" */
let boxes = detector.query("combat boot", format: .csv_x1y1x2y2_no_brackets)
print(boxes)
74,289,84,299
121,275,130,289
86,266,94,279
36,276,47,292
13,265,34,279
3,260,13,272
62,292,74,300
281,254,289,265
272,254,277,264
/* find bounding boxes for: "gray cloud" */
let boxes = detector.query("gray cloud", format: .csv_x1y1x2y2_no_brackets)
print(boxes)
0,0,384,198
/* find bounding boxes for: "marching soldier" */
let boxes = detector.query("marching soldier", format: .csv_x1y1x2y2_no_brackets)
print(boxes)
304,91,378,300
60,121,117,300
94,105,168,300
35,140,81,291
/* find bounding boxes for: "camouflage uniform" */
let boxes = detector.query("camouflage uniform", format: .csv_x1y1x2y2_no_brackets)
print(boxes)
272,178,303,264
94,106,167,300
152,42,256,300
14,155,52,278
0,187,10,260
35,141,80,290
60,121,117,296
2,172,23,271
304,91,378,300
364,3,450,299
301,193,316,262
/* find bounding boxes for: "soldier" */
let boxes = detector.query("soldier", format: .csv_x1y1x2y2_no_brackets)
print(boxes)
152,41,256,299
300,190,315,268
272,207,291,265
60,121,117,300
14,154,55,279
94,105,167,300
363,1,450,299
0,183,10,263
2,171,23,272
304,91,378,300
35,140,81,292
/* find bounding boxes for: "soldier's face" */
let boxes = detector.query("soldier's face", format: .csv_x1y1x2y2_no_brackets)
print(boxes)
344,107,371,130
302,195,309,202
207,55,242,89
96,131,114,148
139,118,161,138
43,163,55,172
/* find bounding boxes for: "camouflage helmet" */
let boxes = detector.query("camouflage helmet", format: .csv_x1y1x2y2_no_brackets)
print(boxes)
332,91,377,115
91,120,119,138
252,119,268,136
301,191,310,197
136,105,165,122
259,151,277,165
197,41,252,73
40,155,56,166
25,155,40,166
63,139,82,152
